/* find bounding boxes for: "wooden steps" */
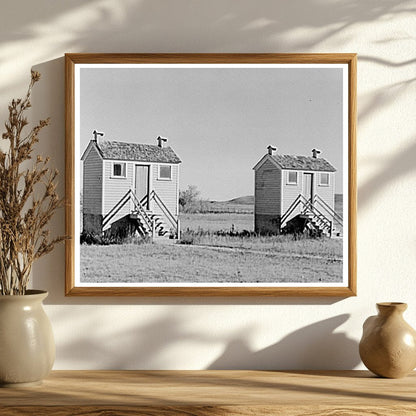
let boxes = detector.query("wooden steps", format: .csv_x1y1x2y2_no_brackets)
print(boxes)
103,190,179,240
130,211,171,239
280,194,343,238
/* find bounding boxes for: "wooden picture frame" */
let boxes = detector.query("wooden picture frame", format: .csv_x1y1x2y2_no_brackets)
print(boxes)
65,53,356,296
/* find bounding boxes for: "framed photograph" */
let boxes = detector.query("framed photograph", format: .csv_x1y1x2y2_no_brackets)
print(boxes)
65,53,356,296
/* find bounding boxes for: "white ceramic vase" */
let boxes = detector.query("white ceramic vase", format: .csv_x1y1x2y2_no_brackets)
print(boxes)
0,290,55,387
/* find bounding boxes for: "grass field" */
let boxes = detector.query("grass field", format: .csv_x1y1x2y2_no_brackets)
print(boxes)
180,212,253,233
81,241,342,284
80,195,344,284
81,214,342,284
180,213,342,257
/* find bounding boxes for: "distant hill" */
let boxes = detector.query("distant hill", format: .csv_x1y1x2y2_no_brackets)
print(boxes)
207,195,254,214
215,194,341,206
206,194,342,215
227,195,254,205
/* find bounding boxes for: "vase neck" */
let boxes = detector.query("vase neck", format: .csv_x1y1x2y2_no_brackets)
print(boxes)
377,302,407,316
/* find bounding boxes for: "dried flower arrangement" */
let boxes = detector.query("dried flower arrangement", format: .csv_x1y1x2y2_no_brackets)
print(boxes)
0,71,65,295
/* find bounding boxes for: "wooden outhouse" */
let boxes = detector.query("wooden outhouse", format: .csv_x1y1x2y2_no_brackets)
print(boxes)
81,133,181,239
253,146,342,236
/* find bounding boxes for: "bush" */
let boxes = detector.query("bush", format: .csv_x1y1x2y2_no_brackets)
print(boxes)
80,230,150,245
178,227,256,245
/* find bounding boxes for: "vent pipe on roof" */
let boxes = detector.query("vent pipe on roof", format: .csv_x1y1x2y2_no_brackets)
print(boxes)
312,148,321,158
267,145,277,156
93,130,104,145
157,136,167,148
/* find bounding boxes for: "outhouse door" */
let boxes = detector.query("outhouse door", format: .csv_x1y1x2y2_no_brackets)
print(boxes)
303,173,314,203
135,165,150,209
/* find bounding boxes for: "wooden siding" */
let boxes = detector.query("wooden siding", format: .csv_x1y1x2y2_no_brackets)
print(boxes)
281,170,303,218
103,161,135,224
316,172,335,210
151,164,179,225
82,146,102,215
315,172,336,224
254,154,337,232
281,170,336,224
101,160,179,229
254,159,281,216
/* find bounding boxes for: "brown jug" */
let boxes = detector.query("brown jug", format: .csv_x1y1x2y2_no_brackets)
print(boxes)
359,302,416,378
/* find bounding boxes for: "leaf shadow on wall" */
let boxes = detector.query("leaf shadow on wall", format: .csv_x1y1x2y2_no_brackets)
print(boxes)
356,52,416,210
207,314,360,370
1,0,414,100
358,138,416,210
52,307,359,370
53,311,215,369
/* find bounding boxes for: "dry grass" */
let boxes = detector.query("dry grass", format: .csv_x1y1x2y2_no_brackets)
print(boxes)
179,212,342,258
80,206,344,284
180,212,253,233
80,243,342,284
181,233,342,258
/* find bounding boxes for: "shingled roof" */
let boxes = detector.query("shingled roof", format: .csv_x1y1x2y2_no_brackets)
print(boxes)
95,140,181,164
271,154,336,172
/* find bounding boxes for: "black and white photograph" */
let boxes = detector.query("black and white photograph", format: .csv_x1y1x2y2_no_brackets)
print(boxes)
65,54,356,296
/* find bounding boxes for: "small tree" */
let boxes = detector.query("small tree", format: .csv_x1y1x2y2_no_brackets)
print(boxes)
0,71,65,295
179,185,200,212
179,185,210,213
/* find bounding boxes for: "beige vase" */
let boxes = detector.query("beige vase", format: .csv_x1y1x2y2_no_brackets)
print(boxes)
0,290,55,387
359,302,416,378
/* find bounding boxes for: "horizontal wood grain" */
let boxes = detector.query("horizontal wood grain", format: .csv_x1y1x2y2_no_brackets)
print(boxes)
65,53,357,64
1,370,415,415
65,285,356,297
3,405,416,416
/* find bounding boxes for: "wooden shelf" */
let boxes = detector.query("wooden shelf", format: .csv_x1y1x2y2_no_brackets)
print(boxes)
1,370,415,415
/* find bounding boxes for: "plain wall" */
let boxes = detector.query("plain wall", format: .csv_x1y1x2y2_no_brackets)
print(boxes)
0,0,415,370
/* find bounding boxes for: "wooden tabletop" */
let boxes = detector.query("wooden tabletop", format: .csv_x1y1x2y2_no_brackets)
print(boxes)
1,370,415,415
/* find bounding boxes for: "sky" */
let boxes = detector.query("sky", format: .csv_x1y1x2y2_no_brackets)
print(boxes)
79,65,345,200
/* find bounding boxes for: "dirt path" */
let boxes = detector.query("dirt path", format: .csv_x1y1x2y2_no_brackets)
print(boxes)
173,242,343,262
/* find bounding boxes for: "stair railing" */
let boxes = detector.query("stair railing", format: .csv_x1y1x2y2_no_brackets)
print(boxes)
102,190,154,236
148,190,179,237
140,194,149,210
130,190,154,233
313,194,343,227
301,198,332,234
102,190,131,230
281,194,333,235
280,194,308,227
104,189,179,238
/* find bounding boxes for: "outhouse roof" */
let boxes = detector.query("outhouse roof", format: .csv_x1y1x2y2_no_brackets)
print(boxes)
96,140,181,164
270,154,336,172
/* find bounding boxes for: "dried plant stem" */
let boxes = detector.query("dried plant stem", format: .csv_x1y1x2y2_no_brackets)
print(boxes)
0,71,65,295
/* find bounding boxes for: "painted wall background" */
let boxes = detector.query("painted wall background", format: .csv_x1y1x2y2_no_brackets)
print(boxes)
0,0,415,370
